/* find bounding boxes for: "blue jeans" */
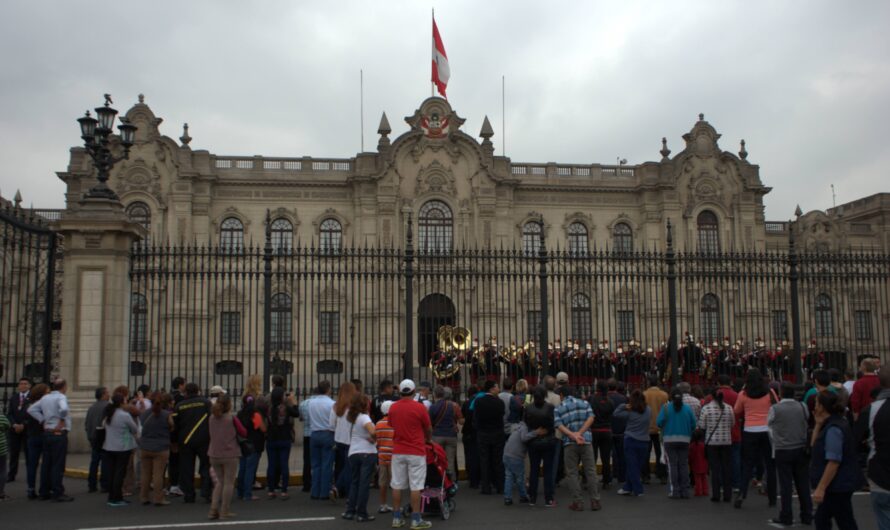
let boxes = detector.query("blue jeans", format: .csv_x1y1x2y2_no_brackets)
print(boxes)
623,437,648,495
871,490,890,530
237,451,260,499
310,431,335,498
40,432,68,498
503,455,528,500
266,440,292,493
346,453,377,518
335,442,352,497
26,435,44,495
612,434,626,484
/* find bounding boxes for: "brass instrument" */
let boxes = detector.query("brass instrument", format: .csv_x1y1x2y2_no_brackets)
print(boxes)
451,327,472,351
430,324,472,380
437,325,454,352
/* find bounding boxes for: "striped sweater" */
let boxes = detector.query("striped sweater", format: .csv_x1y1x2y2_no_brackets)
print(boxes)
0,413,10,456
375,417,394,464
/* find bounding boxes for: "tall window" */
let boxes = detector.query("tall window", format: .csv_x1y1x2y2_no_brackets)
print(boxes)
320,218,342,254
526,310,542,345
418,201,453,254
126,201,151,247
815,294,833,337
617,310,635,342
220,311,241,345
854,310,872,341
319,311,340,345
571,293,592,342
567,222,588,256
270,293,292,351
220,217,244,254
613,222,633,253
130,293,148,353
771,310,788,340
522,221,543,257
697,210,720,254
270,218,293,254
700,293,720,343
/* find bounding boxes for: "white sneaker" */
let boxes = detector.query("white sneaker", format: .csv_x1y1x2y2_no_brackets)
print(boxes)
616,488,632,496
168,486,184,497
378,504,393,514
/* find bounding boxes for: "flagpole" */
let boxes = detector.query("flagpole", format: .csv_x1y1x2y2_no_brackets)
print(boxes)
360,69,365,152
431,7,435,97
502,75,506,156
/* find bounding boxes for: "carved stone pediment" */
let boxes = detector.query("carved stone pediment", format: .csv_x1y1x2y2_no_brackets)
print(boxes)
682,115,722,159
416,160,457,196
117,158,166,208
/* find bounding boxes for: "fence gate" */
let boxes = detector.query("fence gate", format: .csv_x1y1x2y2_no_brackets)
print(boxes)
0,203,59,409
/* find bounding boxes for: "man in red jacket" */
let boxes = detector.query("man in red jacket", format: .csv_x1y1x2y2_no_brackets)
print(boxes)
851,358,881,420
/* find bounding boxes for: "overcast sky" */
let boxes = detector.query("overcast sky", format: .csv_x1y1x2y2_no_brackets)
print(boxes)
1,1,888,219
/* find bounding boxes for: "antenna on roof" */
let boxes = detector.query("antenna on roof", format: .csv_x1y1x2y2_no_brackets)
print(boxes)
360,69,365,152
831,184,836,208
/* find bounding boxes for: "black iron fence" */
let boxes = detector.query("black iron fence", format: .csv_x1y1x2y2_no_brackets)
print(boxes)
127,216,890,398
0,202,60,409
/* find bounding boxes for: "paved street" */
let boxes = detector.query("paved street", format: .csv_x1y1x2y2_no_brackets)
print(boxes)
1,474,879,530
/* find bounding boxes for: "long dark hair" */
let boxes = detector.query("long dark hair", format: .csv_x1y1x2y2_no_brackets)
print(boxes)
629,389,646,414
710,387,725,408
104,392,125,423
532,385,547,408
744,368,768,399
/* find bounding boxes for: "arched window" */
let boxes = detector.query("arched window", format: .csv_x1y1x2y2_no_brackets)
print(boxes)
571,293,592,342
220,217,244,254
270,218,292,254
700,293,720,343
130,293,148,353
567,222,588,256
126,201,151,247
319,218,342,254
270,293,292,352
522,221,543,257
613,222,633,253
697,210,720,254
418,200,453,254
815,293,833,337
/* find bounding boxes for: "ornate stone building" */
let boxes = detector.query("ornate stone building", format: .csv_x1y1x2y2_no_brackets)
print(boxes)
56,95,889,255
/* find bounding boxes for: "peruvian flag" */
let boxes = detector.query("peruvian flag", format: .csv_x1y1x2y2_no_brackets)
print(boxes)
431,16,450,98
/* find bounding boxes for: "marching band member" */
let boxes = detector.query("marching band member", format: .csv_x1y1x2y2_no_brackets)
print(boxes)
614,342,629,384
626,340,643,388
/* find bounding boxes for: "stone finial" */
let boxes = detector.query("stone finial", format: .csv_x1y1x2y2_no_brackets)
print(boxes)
377,112,391,150
377,112,391,136
180,123,192,146
698,113,705,121
138,93,145,104
739,139,748,160
794,204,803,218
14,189,22,208
660,137,671,160
480,115,494,140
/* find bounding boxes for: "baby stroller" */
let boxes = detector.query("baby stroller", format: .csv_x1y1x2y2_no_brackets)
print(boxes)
408,442,458,520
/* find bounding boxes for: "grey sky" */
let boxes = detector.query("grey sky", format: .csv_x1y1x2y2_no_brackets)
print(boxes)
1,0,888,219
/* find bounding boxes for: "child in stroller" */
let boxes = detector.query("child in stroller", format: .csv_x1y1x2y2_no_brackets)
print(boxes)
407,441,458,520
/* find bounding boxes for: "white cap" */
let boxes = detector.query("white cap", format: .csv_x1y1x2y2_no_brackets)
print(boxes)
399,379,416,395
556,372,569,384
210,385,227,395
380,400,394,416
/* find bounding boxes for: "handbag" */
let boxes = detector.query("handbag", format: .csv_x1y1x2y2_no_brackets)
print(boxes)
94,418,107,449
799,402,812,458
235,417,255,457
704,404,726,445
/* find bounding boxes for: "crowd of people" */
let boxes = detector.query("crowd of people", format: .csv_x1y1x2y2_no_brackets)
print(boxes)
1,358,888,530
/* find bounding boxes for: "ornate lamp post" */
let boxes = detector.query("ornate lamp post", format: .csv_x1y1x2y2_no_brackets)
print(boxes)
77,94,137,200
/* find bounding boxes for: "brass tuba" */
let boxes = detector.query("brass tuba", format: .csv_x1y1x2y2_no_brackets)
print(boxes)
437,325,455,352
451,327,472,351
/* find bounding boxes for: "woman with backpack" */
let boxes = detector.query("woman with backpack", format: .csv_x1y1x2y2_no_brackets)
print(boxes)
236,394,267,500
733,368,779,508
698,387,736,502
657,390,697,499
587,381,615,489
266,387,299,499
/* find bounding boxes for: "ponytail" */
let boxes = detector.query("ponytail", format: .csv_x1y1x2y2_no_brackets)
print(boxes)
671,391,683,412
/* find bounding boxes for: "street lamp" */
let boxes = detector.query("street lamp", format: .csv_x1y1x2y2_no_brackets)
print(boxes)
77,94,137,200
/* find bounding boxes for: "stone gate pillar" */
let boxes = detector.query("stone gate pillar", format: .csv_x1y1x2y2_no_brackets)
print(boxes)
55,196,145,450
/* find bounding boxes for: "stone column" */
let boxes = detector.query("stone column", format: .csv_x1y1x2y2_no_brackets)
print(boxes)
55,196,145,451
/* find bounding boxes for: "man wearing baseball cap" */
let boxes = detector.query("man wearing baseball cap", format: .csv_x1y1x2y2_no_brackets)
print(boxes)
388,379,432,529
